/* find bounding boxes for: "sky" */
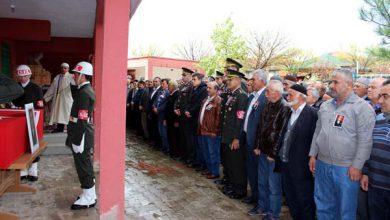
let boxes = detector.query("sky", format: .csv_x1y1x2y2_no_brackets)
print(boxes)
128,0,381,58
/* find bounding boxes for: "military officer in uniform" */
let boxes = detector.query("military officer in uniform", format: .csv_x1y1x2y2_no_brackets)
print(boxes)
12,64,44,182
220,69,248,199
174,67,194,163
66,61,96,210
224,58,248,93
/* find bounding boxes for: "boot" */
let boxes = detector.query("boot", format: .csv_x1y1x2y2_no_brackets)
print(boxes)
27,162,38,181
71,186,97,210
20,169,28,181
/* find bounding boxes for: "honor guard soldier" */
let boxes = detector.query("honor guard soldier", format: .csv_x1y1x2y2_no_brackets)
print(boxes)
220,69,248,199
12,64,44,182
174,67,194,163
66,61,96,210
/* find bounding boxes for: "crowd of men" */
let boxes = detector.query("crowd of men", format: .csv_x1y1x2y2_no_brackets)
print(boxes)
126,58,389,220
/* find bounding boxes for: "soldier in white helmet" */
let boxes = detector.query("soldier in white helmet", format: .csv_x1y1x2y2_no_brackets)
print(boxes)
12,64,44,182
65,61,96,210
43,63,76,132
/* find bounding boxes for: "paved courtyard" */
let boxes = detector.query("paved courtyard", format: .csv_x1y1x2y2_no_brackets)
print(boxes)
0,131,291,219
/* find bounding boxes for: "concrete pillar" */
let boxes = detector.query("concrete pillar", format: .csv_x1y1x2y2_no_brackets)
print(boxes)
94,0,129,219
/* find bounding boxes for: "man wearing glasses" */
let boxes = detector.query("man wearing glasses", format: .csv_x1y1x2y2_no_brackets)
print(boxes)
360,79,390,220
44,63,76,133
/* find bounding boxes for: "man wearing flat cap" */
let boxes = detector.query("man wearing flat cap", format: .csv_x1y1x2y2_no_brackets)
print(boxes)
219,68,248,199
353,77,370,101
174,67,194,162
44,63,76,133
277,84,318,220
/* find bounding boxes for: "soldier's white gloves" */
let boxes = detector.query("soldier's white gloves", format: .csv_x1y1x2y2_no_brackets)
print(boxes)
72,134,85,154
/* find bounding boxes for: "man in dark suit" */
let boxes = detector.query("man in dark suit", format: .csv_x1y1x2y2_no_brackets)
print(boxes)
243,70,268,214
148,77,163,148
277,84,318,220
184,73,208,169
139,81,150,140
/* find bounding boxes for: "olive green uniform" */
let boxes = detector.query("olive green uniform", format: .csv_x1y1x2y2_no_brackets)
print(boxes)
174,81,192,160
220,87,248,195
66,82,95,189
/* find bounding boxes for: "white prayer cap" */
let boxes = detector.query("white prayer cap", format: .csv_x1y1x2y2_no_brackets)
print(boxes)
61,63,70,68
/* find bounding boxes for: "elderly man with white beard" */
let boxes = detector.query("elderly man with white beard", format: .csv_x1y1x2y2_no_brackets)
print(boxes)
44,63,76,132
277,84,318,220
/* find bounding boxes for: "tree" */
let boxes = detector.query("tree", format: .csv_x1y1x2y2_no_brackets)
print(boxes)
246,31,289,70
344,46,376,71
360,0,390,59
278,48,316,74
131,45,164,57
199,18,248,75
173,39,210,61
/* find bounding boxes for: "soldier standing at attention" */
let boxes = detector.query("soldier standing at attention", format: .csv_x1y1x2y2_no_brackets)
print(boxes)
220,68,248,199
66,61,96,210
215,58,243,186
174,67,194,163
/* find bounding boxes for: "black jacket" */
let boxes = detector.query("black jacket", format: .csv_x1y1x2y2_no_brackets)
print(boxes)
255,98,288,158
12,81,43,109
139,88,150,111
185,82,208,132
165,90,179,124
149,86,163,113
66,83,95,148
276,105,318,178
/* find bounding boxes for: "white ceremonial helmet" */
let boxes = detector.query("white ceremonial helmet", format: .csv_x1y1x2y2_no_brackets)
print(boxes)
61,63,70,68
16,65,32,76
72,61,93,76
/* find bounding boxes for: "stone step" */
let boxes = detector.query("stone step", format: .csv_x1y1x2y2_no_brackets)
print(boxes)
43,132,67,143
42,133,71,155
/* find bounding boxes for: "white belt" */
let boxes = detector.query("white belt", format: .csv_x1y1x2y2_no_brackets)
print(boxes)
69,117,90,123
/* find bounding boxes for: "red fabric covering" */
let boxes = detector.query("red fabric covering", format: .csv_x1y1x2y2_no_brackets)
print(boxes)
0,109,44,169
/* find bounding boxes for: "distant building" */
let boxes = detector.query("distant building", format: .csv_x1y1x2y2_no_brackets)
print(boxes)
127,56,202,81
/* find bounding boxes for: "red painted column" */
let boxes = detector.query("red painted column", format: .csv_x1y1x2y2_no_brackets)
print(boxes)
94,0,129,219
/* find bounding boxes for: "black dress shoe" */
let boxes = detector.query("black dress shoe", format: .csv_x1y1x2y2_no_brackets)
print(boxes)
221,186,233,195
27,175,38,182
214,179,227,185
229,192,247,200
241,196,256,204
195,166,205,172
71,201,97,210
21,176,28,181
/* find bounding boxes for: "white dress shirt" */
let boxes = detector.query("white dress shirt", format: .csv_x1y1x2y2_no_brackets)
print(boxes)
244,87,265,132
289,102,306,126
